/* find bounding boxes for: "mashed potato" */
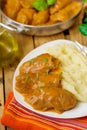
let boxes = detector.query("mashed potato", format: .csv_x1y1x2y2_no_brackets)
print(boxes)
46,43,87,102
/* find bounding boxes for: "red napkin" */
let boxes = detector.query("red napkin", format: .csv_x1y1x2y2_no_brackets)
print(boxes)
1,92,87,130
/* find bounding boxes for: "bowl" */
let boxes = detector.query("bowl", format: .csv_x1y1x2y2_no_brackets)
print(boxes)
0,0,83,36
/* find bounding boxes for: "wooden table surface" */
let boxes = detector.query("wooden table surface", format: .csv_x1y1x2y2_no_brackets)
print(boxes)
0,12,87,130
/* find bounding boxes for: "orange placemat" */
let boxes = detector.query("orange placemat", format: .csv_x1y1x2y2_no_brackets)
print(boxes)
1,92,87,130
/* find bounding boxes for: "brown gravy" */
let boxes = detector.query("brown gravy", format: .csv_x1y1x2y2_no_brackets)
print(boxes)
15,53,77,113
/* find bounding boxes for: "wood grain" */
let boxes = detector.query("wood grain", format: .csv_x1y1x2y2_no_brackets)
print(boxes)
69,18,87,46
34,33,64,48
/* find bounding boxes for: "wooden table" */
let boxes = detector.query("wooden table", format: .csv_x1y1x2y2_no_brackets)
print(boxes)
0,13,87,130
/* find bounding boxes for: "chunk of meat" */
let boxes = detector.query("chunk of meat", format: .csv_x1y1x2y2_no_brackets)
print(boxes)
24,88,77,113
19,53,61,74
32,10,49,25
15,53,77,113
49,0,72,15
16,53,62,94
20,0,35,9
16,8,35,24
51,88,77,112
4,0,21,19
50,2,82,22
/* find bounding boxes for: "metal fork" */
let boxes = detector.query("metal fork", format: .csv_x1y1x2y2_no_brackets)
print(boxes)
74,41,87,56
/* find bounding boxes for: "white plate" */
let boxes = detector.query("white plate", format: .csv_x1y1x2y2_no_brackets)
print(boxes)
13,39,87,119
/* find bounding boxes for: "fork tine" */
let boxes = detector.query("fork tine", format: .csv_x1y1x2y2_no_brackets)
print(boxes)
74,41,87,56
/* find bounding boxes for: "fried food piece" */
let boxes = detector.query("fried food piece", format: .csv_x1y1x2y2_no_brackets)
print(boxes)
20,0,35,9
32,9,49,25
50,2,82,22
16,53,77,113
16,8,35,24
3,0,21,19
49,0,72,15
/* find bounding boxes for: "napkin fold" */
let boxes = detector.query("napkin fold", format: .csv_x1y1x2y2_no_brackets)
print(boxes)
1,92,87,130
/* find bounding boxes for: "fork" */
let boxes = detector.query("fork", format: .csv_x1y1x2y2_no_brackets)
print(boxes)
74,41,87,56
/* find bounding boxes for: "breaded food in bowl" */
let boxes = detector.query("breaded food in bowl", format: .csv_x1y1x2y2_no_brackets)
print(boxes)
0,0,83,36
